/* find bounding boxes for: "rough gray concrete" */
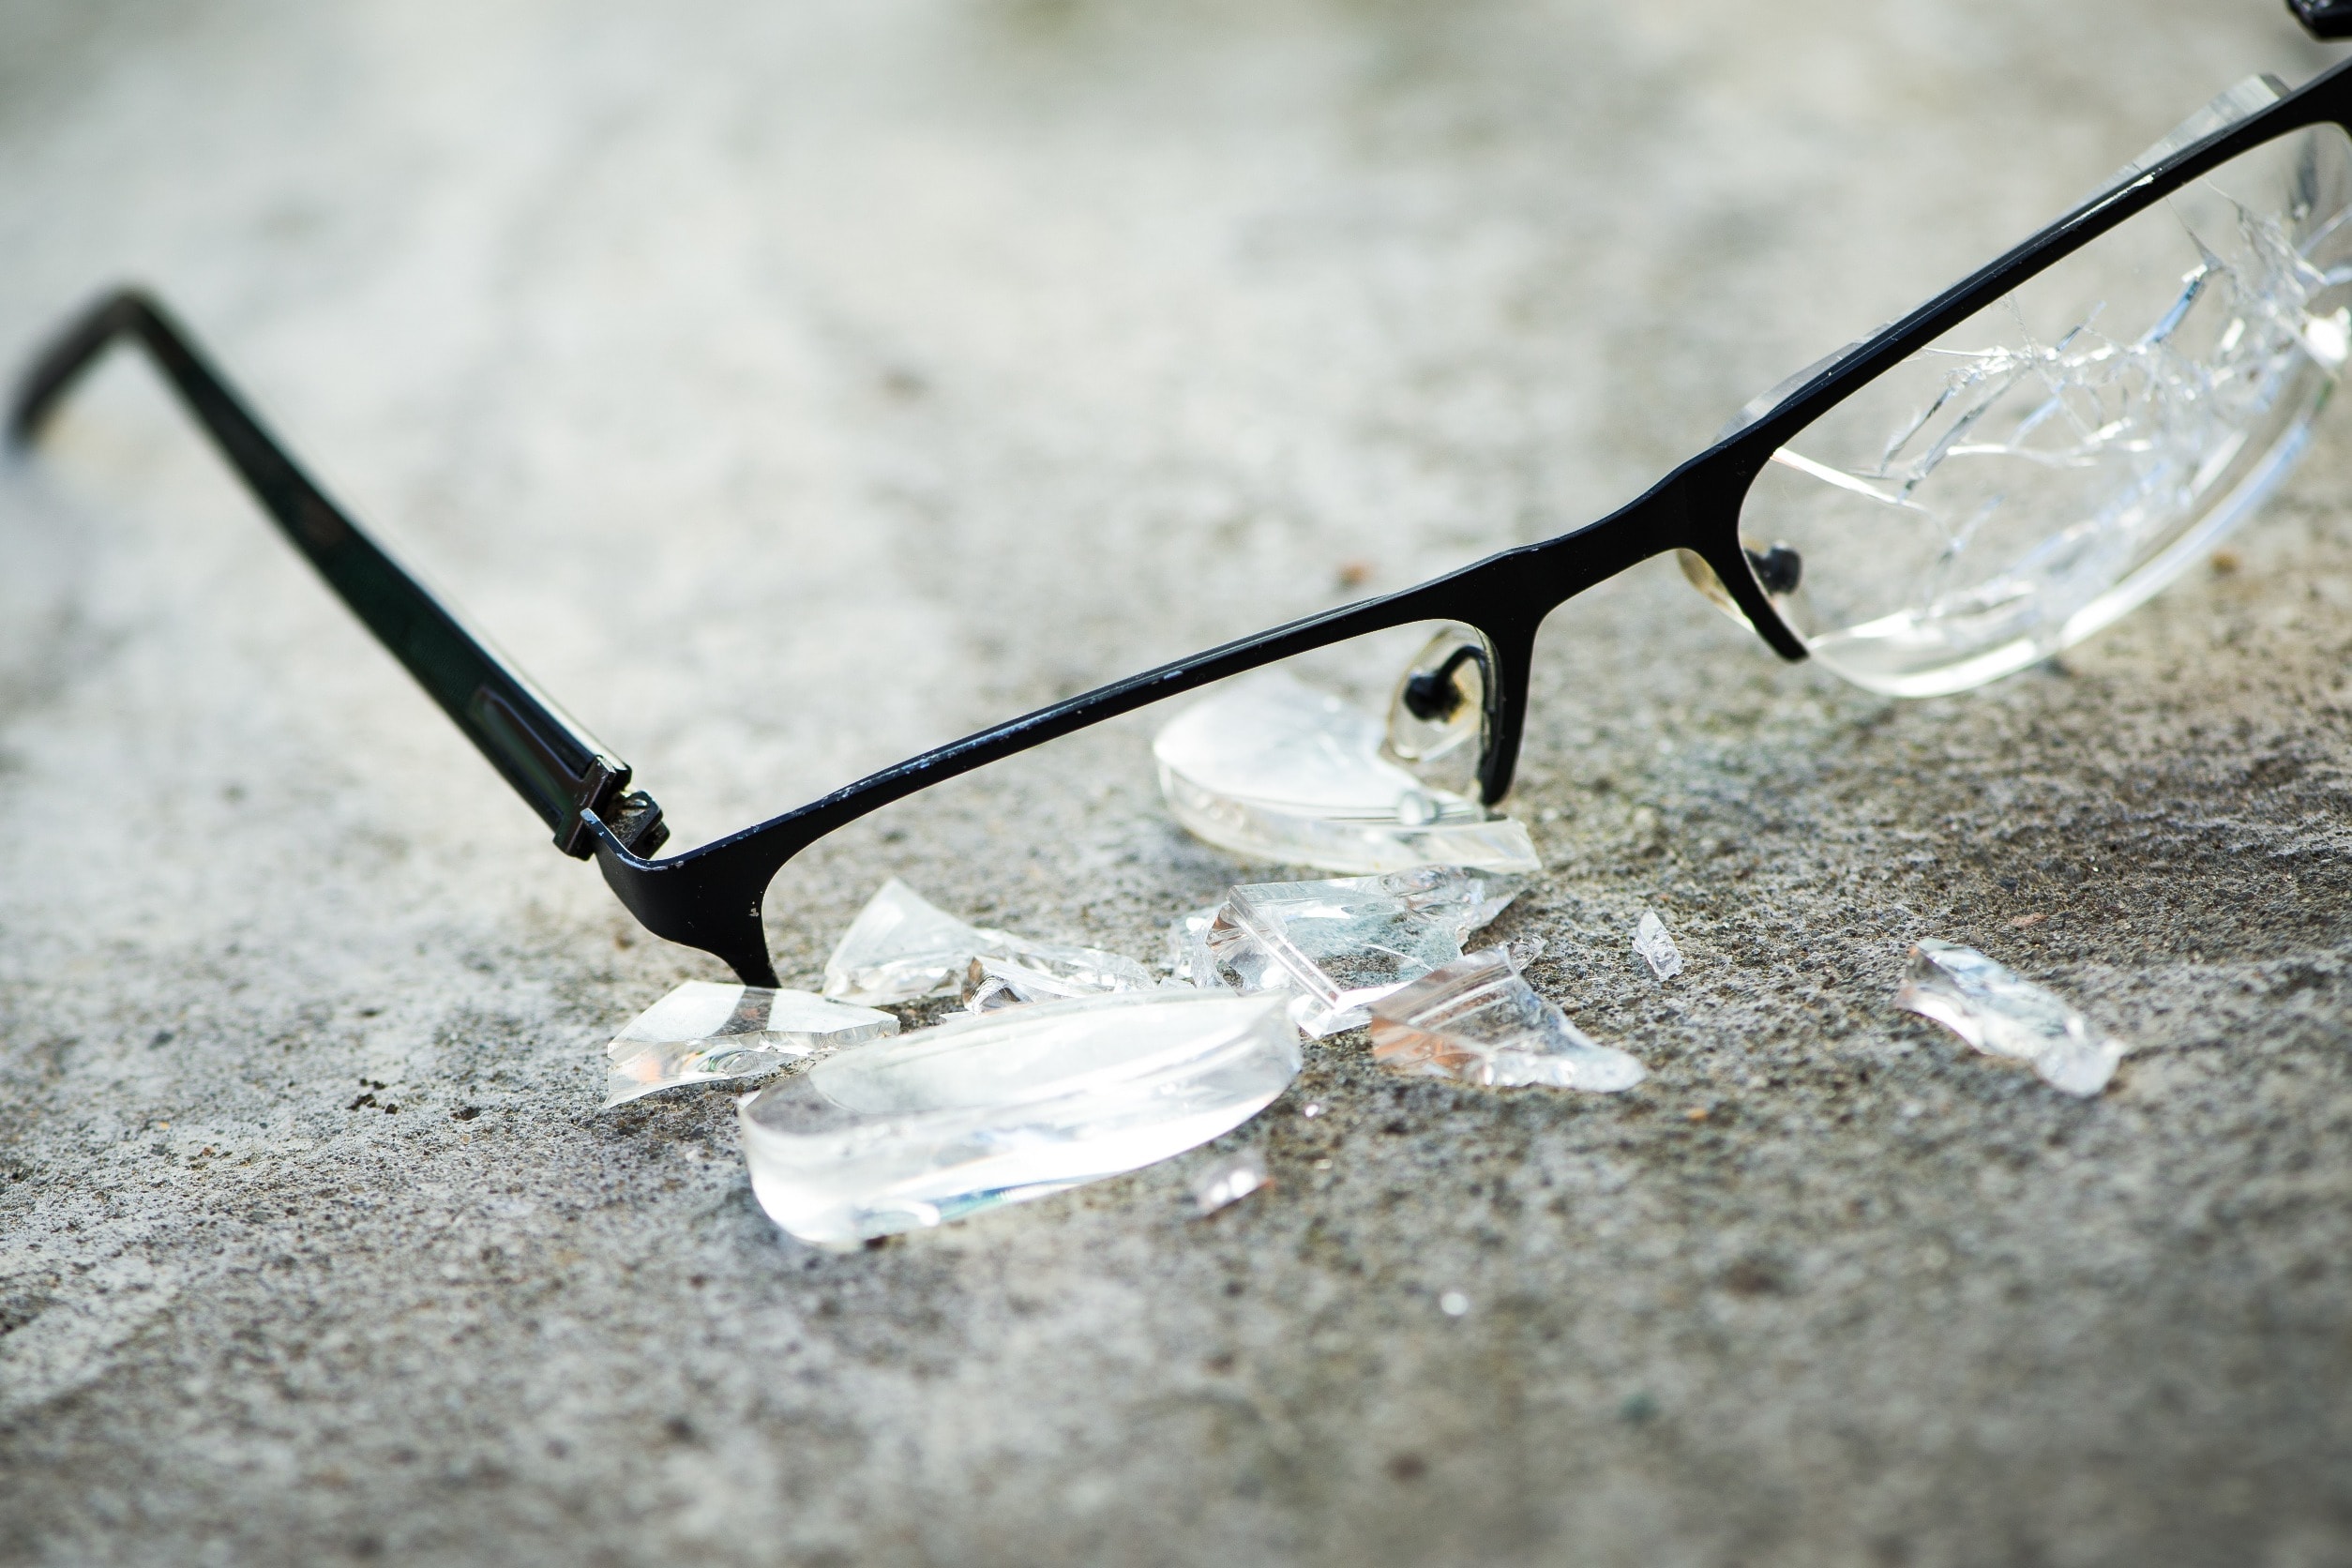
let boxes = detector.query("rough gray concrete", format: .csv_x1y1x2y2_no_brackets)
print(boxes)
5,2,2352,1563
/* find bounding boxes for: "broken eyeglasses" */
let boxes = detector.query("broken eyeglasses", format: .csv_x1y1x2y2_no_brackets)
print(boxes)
14,60,2352,986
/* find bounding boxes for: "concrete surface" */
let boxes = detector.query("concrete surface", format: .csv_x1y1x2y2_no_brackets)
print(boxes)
5,2,2352,1563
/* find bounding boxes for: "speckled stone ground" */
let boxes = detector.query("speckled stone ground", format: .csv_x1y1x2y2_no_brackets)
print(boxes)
6,3,2352,1564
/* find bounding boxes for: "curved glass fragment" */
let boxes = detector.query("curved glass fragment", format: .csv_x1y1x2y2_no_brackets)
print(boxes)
1153,671,1539,874
1179,865,1518,1037
1740,121,2352,695
1368,948,1645,1093
738,990,1298,1247
822,878,1153,1007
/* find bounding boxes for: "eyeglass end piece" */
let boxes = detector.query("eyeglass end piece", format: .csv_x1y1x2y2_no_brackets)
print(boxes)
584,809,783,988
602,790,670,858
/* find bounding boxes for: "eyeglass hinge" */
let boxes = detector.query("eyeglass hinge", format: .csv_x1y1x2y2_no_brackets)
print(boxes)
469,686,671,862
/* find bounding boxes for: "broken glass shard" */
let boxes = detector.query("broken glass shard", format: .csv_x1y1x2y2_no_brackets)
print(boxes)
1188,866,1518,1037
1368,948,1646,1092
959,952,1158,1012
603,981,898,1108
1153,671,1540,874
1191,1147,1271,1215
1740,119,2352,696
1893,940,2128,1096
1168,903,1223,988
822,879,1153,1006
960,957,1041,1013
822,879,982,1003
738,991,1299,1247
1634,910,1683,980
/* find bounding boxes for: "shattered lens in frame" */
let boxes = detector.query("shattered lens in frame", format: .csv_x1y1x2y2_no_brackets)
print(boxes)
1738,113,2352,695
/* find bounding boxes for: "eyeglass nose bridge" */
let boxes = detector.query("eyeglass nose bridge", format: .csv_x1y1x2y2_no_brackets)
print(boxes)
1463,468,1809,802
1671,460,1813,663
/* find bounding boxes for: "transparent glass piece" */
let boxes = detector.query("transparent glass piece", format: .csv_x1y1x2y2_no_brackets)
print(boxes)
822,878,1152,1006
602,981,898,1108
1168,903,1227,990
2103,76,2291,196
738,991,1299,1247
1633,910,1683,980
1743,122,2352,695
1153,671,1540,875
1189,866,1518,1038
1368,948,1646,1092
1383,626,1489,798
1191,1147,1270,1215
1894,939,2128,1096
958,952,1156,1013
822,880,983,1003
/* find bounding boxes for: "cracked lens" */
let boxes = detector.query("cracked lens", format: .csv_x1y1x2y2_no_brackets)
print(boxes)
1741,110,2352,695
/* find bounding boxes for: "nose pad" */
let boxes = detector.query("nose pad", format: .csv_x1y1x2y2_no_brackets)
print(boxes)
1385,626,1488,794
1749,543,1802,595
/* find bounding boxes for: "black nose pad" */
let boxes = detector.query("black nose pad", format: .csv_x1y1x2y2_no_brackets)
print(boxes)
1746,543,1802,596
1400,644,1484,721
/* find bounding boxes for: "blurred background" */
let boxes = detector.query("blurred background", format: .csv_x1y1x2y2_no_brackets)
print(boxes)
4,4,2349,1565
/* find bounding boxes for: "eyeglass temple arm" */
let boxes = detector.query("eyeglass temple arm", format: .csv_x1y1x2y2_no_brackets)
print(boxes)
8,286,671,863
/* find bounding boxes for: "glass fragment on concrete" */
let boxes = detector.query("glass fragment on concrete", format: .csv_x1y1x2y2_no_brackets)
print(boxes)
823,878,1152,1007
603,981,898,1108
1191,1147,1270,1215
1369,948,1645,1092
1634,910,1683,980
1167,903,1222,987
738,991,1298,1247
1153,671,1539,875
1894,940,2128,1096
959,951,1159,1013
1186,866,1518,1037
961,956,1073,1013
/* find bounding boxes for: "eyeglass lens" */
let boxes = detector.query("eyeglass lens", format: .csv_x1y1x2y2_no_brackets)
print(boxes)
1738,119,2352,695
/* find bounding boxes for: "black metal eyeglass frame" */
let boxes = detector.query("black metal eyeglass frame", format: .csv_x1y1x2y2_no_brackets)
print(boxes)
12,48,2352,988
